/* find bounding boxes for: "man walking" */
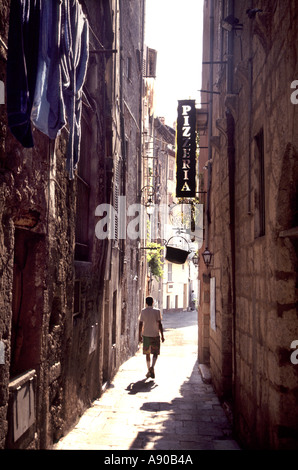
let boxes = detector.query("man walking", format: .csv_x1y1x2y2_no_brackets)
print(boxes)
191,290,196,310
139,296,165,379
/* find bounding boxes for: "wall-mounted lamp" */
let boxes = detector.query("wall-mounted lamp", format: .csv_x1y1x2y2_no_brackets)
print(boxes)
202,248,213,267
246,8,263,19
140,185,155,216
203,159,213,170
222,15,243,31
192,253,199,266
146,196,155,216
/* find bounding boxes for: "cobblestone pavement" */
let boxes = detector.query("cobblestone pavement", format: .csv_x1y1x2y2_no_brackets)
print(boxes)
54,309,241,451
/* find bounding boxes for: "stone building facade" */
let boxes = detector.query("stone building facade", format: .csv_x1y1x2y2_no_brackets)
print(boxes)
0,0,146,449
150,117,175,309
198,0,298,449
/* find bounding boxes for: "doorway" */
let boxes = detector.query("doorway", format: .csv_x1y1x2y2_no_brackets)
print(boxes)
10,229,44,377
183,283,188,310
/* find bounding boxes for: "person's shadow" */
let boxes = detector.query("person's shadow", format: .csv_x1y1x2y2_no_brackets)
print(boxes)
126,379,158,395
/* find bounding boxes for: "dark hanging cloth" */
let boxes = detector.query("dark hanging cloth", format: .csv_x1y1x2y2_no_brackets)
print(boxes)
31,0,66,140
7,0,41,148
60,0,89,179
31,0,89,179
7,0,89,178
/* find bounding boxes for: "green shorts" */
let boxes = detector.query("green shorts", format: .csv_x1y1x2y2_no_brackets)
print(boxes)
143,336,160,355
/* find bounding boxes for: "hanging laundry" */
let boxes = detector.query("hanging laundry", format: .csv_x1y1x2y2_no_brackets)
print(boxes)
31,0,89,179
7,0,41,148
7,0,89,179
31,0,66,140
61,0,89,179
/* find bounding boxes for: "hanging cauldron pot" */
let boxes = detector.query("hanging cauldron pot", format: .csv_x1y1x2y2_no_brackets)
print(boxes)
165,236,191,264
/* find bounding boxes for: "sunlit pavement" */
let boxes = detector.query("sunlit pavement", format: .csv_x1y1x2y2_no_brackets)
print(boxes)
54,309,241,451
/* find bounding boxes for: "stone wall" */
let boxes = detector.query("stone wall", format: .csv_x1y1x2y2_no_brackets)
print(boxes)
200,0,298,449
0,0,146,449
121,0,146,358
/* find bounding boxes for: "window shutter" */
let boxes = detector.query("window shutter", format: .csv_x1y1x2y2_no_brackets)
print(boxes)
114,155,121,243
143,47,157,78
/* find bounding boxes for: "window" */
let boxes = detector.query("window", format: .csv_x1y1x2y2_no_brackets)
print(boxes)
143,47,157,78
112,290,117,346
114,154,122,244
11,229,43,376
254,129,265,237
126,57,132,81
168,263,172,282
169,159,174,180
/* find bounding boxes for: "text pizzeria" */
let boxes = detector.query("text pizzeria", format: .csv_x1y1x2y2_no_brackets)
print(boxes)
176,100,196,198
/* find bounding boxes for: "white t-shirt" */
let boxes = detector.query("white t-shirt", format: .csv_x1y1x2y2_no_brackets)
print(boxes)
140,306,161,337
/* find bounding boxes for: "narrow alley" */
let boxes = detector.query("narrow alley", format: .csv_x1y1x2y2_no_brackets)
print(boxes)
0,0,297,452
54,309,241,451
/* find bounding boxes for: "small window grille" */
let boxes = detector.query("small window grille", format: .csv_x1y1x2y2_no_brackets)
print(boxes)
254,129,265,237
168,263,173,282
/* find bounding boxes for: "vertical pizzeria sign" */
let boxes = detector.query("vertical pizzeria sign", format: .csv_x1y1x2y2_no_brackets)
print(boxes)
175,100,196,198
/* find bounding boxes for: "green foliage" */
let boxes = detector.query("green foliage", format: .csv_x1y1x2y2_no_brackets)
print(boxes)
147,242,164,280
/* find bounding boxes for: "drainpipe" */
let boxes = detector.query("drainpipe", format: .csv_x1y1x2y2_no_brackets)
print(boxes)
247,18,253,215
226,0,237,422
138,0,146,313
138,0,145,202
119,1,126,165
119,0,128,281
227,0,234,94
205,0,214,250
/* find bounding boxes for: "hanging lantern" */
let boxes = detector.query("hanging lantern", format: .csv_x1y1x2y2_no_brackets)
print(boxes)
202,248,212,267
165,237,191,264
